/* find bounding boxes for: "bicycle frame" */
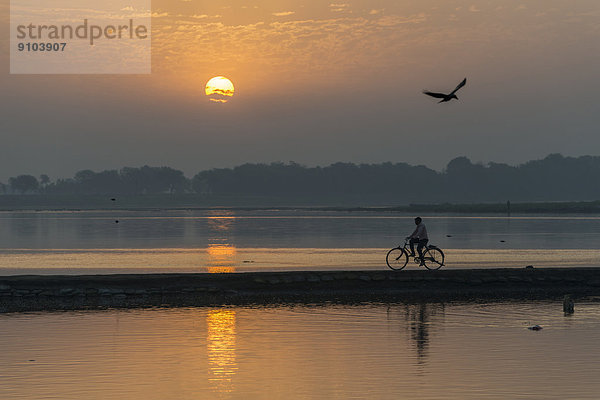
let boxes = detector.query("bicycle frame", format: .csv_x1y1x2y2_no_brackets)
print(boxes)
400,238,430,259
386,239,444,270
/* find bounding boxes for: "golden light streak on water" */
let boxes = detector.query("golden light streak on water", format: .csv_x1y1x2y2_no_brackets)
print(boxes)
206,210,235,231
206,309,238,393
206,244,237,273
206,210,237,273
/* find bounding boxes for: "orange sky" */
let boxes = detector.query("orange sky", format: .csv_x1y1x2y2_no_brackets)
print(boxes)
149,0,599,95
1,0,599,179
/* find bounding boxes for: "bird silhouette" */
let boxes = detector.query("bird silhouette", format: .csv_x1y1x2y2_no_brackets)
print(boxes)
423,78,467,103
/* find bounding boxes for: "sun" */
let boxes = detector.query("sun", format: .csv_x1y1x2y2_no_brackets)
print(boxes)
205,76,235,103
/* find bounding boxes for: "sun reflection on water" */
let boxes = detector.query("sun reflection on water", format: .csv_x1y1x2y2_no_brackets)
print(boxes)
206,309,238,393
207,244,237,273
206,211,237,273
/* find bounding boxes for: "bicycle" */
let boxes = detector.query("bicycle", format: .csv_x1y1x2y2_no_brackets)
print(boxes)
386,238,445,270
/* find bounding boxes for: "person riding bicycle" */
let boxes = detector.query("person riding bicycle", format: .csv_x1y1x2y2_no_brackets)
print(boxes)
406,217,428,265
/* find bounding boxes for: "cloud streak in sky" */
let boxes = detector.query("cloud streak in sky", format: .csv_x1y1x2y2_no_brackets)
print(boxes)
272,11,295,17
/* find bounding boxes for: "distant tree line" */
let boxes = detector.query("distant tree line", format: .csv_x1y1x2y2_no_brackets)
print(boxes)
1,154,600,202
1,166,188,195
190,154,600,202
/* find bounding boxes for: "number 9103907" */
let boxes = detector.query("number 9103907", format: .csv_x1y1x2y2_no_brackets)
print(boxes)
18,42,67,52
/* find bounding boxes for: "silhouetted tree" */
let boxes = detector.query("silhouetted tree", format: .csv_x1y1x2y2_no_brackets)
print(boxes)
39,174,50,186
38,174,50,193
9,175,39,194
73,169,122,194
121,166,189,194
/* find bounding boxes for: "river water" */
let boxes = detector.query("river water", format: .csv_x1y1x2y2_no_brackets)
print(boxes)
2,210,600,398
1,301,600,399
0,210,599,274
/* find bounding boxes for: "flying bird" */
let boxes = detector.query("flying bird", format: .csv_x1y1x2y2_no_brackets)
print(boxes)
423,78,467,103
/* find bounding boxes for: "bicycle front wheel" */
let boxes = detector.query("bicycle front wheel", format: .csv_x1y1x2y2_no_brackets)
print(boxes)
423,248,444,270
386,248,408,270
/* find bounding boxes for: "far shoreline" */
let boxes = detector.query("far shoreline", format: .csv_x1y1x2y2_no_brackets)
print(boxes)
2,194,600,214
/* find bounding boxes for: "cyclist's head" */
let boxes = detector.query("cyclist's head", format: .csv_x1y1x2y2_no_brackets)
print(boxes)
414,217,422,224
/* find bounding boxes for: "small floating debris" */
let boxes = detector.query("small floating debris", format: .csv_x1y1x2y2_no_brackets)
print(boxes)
528,325,543,331
525,265,534,269
499,240,506,243
446,234,452,237
110,198,116,201
115,220,119,224
242,260,255,263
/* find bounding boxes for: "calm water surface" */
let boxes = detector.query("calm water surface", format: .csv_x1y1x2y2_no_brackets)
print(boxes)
1,210,600,274
1,301,600,399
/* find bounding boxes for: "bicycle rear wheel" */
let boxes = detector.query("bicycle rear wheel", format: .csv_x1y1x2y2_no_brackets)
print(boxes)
423,248,444,270
386,248,408,270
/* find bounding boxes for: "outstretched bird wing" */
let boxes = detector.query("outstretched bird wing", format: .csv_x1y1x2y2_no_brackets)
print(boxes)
422,91,447,99
450,78,467,95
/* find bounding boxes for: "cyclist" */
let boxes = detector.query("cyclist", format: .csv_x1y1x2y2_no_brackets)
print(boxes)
406,217,428,264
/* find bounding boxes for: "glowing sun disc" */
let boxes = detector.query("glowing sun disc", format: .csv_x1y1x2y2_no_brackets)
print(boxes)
205,76,235,103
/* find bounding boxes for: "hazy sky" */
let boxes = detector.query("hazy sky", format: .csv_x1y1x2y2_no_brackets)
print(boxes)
1,0,600,180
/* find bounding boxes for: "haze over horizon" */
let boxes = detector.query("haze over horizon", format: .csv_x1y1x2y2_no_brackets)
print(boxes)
2,0,599,182
0,153,595,183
